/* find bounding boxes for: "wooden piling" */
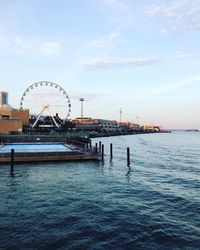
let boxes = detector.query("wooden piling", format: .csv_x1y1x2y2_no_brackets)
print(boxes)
10,149,15,172
95,143,98,153
84,144,87,152
102,144,104,161
127,147,130,166
99,141,102,153
110,143,113,159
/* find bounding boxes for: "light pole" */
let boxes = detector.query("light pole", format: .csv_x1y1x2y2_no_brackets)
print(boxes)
79,98,85,132
119,108,122,123
136,116,139,124
79,98,84,119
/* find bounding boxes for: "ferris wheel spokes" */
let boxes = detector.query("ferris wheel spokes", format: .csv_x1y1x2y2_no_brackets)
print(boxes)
20,81,71,129
47,108,60,128
31,105,47,128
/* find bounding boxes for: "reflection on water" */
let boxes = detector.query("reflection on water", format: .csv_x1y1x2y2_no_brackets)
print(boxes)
126,166,132,183
9,170,15,178
0,132,200,249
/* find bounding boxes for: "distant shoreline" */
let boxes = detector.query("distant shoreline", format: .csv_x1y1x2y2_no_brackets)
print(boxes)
170,129,199,132
0,130,171,144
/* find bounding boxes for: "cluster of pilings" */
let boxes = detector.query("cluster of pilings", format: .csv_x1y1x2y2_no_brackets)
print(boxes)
9,141,131,176
95,141,131,166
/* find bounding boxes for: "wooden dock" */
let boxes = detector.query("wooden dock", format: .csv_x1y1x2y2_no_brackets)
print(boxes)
0,134,101,164
0,150,101,164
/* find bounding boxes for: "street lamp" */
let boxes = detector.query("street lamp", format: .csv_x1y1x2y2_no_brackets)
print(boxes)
136,116,139,124
119,108,122,123
79,98,84,119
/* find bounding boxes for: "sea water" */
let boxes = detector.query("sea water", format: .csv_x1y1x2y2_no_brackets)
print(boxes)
0,131,199,249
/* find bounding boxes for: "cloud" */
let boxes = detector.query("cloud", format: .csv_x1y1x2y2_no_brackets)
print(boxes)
109,31,120,38
99,0,131,11
146,0,189,17
90,0,135,26
0,35,61,57
0,35,32,55
145,0,200,33
40,42,60,56
173,51,200,60
86,31,120,48
81,56,162,70
137,76,200,100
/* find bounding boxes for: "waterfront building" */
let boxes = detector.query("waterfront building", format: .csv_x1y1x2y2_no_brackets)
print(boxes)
0,91,29,133
142,125,160,132
0,91,9,108
118,122,141,132
72,117,119,132
98,119,118,132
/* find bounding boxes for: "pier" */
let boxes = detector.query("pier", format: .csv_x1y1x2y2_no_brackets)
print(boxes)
0,135,102,164
0,150,101,164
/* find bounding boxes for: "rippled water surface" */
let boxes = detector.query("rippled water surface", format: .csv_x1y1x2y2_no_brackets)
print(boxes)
0,132,200,249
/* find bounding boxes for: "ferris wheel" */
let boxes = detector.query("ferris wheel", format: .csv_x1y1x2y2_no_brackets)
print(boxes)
20,81,71,128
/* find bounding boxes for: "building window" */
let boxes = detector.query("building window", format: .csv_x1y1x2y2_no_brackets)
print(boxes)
2,115,10,120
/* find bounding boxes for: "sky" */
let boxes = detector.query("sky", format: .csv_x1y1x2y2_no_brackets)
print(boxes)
0,0,200,129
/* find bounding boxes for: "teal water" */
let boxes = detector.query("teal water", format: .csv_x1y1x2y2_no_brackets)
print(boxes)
0,132,200,249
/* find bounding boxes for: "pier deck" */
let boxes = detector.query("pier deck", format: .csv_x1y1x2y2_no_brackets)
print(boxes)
0,142,101,164
0,151,101,163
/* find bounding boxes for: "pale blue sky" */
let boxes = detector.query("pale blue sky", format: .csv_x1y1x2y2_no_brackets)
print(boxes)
0,0,200,129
